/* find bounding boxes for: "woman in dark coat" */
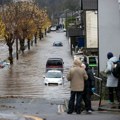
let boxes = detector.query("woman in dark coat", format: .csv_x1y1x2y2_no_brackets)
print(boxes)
82,56,95,113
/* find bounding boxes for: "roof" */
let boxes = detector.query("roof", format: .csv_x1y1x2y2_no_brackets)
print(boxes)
48,58,63,60
47,70,62,73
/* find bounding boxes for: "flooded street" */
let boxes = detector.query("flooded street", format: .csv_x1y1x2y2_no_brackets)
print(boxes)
0,32,73,101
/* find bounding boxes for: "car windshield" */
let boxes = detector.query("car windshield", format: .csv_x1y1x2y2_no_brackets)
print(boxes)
46,72,62,78
54,42,61,44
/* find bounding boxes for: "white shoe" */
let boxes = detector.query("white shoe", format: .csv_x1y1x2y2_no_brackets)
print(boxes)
87,110,92,114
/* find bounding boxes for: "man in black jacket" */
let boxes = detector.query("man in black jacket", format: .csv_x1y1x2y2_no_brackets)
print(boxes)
116,57,120,109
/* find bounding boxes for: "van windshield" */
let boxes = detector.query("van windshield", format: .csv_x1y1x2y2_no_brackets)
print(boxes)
46,60,62,66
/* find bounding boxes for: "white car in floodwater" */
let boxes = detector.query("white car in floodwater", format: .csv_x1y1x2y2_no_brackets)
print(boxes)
43,70,64,85
50,26,56,31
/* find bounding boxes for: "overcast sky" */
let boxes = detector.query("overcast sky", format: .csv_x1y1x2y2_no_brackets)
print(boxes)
13,0,32,2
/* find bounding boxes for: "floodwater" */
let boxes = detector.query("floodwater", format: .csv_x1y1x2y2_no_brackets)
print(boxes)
0,32,73,101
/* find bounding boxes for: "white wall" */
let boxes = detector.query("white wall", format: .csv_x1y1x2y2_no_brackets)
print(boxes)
99,0,120,72
86,11,98,48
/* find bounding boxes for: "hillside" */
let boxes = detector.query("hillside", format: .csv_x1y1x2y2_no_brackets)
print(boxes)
35,0,81,17
0,0,81,21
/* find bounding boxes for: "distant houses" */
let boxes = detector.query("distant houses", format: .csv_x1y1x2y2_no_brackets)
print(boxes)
58,0,98,56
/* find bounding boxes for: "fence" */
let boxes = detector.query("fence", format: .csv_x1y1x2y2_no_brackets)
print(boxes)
93,76,103,109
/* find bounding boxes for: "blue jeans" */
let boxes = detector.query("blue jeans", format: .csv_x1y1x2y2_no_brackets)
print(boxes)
68,91,83,113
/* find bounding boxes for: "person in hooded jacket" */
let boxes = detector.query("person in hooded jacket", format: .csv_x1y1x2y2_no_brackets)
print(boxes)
82,56,95,113
105,52,119,103
67,58,88,114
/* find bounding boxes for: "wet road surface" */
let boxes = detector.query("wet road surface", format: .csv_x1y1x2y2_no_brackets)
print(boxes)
0,32,73,101
0,32,120,120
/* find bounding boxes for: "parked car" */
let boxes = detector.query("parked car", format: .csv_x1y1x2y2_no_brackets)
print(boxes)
50,26,56,31
53,41,63,46
0,61,10,68
63,28,66,32
46,58,64,72
43,70,64,85
0,63,4,68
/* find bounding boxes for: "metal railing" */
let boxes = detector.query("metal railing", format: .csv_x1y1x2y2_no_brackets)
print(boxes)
94,76,103,109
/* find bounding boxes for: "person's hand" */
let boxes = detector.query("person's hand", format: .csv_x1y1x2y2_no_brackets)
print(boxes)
91,87,96,93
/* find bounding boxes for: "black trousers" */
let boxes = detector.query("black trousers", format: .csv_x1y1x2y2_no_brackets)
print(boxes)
68,91,83,113
108,87,118,102
117,79,120,103
82,88,92,111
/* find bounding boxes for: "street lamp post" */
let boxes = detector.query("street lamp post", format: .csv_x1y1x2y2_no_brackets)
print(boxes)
65,9,69,36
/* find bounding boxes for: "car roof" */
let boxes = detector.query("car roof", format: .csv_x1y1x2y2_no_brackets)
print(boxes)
47,70,62,73
47,58,63,60
54,41,62,43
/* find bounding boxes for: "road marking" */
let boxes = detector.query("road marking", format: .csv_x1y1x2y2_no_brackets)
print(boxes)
58,105,64,114
24,115,44,120
29,99,35,104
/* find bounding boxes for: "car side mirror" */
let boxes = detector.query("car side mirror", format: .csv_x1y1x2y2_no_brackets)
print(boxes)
63,76,65,79
43,75,45,78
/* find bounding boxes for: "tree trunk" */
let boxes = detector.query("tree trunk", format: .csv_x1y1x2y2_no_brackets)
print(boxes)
6,41,14,64
31,40,33,46
27,39,30,50
34,32,37,45
45,28,47,36
5,33,14,65
39,29,42,40
19,39,25,53
8,46,13,64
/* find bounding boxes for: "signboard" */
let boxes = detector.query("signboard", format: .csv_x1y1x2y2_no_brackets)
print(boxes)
86,11,98,48
87,56,98,67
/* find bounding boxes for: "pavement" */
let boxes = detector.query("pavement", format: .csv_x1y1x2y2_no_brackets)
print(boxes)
0,113,44,120
0,97,120,120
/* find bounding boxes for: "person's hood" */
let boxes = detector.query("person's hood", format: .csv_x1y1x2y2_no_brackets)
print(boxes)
109,56,118,63
73,64,79,67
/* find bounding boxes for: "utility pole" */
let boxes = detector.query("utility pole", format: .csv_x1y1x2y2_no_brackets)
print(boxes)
65,11,67,36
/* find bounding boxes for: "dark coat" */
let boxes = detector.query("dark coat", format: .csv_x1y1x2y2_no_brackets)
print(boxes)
85,69,95,89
